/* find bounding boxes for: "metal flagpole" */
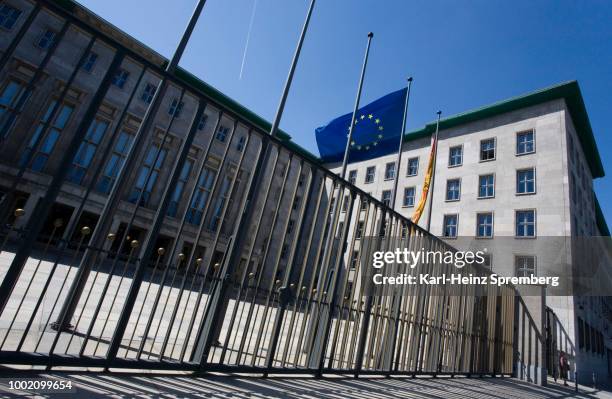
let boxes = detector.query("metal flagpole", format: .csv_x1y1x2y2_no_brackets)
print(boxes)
313,31,373,376
194,0,316,364
389,77,413,210
425,111,442,232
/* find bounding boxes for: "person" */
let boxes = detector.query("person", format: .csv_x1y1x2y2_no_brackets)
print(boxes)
559,351,569,386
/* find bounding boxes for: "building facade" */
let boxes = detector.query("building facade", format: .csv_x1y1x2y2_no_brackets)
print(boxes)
326,82,612,380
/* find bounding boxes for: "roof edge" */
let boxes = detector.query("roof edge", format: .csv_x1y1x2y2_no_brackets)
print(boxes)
594,192,610,236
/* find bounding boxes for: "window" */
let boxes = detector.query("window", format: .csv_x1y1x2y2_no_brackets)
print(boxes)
446,178,461,201
481,253,492,269
36,29,56,49
350,250,359,269
236,136,246,152
401,224,408,238
478,174,494,198
515,255,536,277
341,194,349,212
403,187,415,207
0,80,25,137
128,144,167,206
480,138,496,161
186,167,216,225
382,190,392,207
168,98,183,117
216,125,229,142
365,166,375,183
356,221,364,238
167,159,193,217
443,214,458,238
209,176,233,231
0,4,22,30
516,130,535,155
21,101,73,171
476,212,493,238
448,145,462,167
141,83,156,104
516,168,535,194
407,157,419,176
197,114,208,130
348,170,357,185
112,69,130,89
384,162,395,180
82,51,98,72
97,131,134,194
361,195,369,211
67,119,109,184
515,210,535,237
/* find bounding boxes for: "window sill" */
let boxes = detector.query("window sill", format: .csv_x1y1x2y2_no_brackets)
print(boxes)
448,163,463,168
445,199,460,202
514,235,537,239
479,158,496,163
477,195,495,200
516,151,536,157
516,191,536,196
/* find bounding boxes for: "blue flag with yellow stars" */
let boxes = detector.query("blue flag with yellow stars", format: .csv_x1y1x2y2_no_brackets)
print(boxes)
315,87,407,163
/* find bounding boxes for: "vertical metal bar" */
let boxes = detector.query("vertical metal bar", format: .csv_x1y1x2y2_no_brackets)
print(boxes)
104,100,207,362
0,48,125,316
424,111,441,232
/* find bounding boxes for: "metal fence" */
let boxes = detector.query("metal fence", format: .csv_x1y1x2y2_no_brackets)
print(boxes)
0,0,517,376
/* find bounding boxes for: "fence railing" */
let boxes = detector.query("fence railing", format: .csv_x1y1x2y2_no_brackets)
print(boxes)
0,0,519,376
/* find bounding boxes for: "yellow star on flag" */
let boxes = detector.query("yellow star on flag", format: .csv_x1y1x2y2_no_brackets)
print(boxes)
368,114,373,119
375,118,380,124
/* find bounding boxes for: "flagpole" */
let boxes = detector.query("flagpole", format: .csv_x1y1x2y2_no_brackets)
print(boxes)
390,77,413,211
425,111,442,232
339,32,374,179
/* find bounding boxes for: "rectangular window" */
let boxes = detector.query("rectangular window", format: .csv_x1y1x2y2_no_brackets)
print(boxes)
141,83,156,104
403,186,415,207
186,167,216,225
384,162,395,180
168,98,183,117
112,69,130,89
361,195,369,211
0,80,25,137
236,136,246,152
476,212,493,238
516,210,536,237
407,157,419,176
348,170,357,184
128,144,167,206
167,159,193,217
516,130,535,155
449,145,463,167
67,119,108,184
516,168,535,194
382,190,392,207
446,178,461,201
209,176,233,231
356,221,364,238
443,214,458,238
21,101,73,171
82,51,98,72
341,194,349,212
365,166,375,183
350,250,359,269
36,29,56,49
97,131,134,194
478,174,495,198
0,4,22,30
480,138,496,161
215,125,229,142
515,255,536,277
197,114,208,130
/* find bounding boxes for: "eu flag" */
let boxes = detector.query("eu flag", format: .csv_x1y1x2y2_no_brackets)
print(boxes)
315,87,407,163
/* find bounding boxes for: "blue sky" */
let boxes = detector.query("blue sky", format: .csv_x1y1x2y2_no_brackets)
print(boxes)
77,0,612,225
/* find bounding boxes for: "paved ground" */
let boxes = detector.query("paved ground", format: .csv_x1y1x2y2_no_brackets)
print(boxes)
0,372,611,399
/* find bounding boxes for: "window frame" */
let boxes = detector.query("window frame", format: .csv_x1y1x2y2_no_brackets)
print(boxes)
0,4,22,31
479,137,496,162
348,169,357,185
516,167,536,195
35,28,56,50
515,209,536,238
475,212,494,238
514,255,537,277
384,162,396,180
365,166,376,184
448,144,463,167
477,173,495,199
406,157,419,176
402,186,416,208
445,178,461,202
442,214,459,239
516,129,536,156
